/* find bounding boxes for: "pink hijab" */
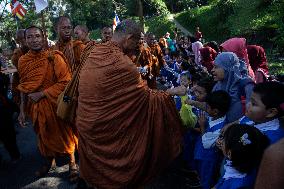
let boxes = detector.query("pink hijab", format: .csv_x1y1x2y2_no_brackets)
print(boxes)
221,38,255,80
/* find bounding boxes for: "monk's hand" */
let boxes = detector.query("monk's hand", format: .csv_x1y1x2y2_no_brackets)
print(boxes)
18,111,27,128
28,92,45,103
185,98,195,106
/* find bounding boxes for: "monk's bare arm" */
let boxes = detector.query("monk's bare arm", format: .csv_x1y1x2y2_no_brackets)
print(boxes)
18,92,26,127
185,99,207,112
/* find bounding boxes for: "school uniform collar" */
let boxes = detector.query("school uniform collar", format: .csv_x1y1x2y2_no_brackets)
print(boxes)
223,160,247,179
254,118,280,132
209,116,226,128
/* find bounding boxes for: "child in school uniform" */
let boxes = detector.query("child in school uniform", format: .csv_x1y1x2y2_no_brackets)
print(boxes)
245,82,284,144
167,72,197,128
215,124,269,189
194,90,231,189
183,76,215,170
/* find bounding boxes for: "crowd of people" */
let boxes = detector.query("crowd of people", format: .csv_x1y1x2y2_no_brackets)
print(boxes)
0,16,284,189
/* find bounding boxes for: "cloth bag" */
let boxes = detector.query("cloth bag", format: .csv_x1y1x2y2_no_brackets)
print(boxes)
57,43,96,122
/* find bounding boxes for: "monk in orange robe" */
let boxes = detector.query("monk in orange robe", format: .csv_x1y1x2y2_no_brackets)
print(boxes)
76,19,183,189
134,36,159,89
146,33,166,77
17,26,78,180
74,25,91,45
11,29,29,105
101,26,113,43
52,16,85,73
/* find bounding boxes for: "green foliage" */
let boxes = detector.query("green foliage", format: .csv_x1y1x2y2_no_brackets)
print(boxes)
145,15,176,37
126,0,169,16
89,29,102,40
176,0,284,54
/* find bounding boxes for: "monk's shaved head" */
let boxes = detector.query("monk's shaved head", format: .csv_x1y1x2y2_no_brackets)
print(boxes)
55,16,72,29
101,26,113,43
55,16,73,42
114,19,142,38
75,25,89,34
112,19,142,54
16,29,25,40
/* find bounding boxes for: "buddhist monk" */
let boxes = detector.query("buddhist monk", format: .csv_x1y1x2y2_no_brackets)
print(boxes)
74,25,91,45
53,16,85,73
76,19,183,189
101,26,113,43
17,26,78,181
145,33,166,75
134,34,157,89
11,29,29,105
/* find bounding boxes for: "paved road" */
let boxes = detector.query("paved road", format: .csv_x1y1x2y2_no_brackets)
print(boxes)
0,122,76,189
0,121,200,189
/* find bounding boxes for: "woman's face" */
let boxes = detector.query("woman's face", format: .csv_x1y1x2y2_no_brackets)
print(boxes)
212,64,225,81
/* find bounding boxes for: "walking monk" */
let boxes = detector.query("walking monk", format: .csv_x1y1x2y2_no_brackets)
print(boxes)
17,26,78,181
53,16,85,73
76,19,183,189
11,29,29,105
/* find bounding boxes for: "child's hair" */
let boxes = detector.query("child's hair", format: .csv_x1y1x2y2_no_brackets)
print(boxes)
224,124,269,173
253,82,284,117
196,77,215,95
206,90,231,117
180,61,190,71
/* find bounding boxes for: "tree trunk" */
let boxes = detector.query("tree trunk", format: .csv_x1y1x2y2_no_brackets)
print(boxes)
137,0,144,32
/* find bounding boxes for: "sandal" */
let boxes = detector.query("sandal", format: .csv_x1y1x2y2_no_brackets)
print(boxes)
69,163,79,183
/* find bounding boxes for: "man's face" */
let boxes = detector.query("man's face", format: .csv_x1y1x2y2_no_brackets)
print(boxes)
146,35,156,46
25,28,44,52
57,19,72,42
102,28,113,42
74,27,86,41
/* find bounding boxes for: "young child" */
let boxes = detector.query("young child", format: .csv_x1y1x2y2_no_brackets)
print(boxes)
215,124,269,189
167,72,197,128
246,82,284,144
183,76,215,170
194,90,231,189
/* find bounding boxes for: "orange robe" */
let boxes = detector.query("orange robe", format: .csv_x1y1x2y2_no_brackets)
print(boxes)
17,50,78,157
53,40,85,73
134,44,158,89
149,43,166,76
76,41,183,189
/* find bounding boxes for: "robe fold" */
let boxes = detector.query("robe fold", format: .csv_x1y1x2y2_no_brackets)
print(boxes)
53,40,85,73
76,41,183,189
17,50,78,157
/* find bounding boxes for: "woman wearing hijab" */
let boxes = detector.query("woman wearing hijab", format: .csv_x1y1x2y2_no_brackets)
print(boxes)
186,52,255,123
211,52,255,123
220,38,255,80
199,47,217,72
247,45,269,83
192,40,203,65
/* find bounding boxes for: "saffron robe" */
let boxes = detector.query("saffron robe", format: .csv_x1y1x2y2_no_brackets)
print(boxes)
17,50,78,156
76,41,183,189
53,40,85,73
